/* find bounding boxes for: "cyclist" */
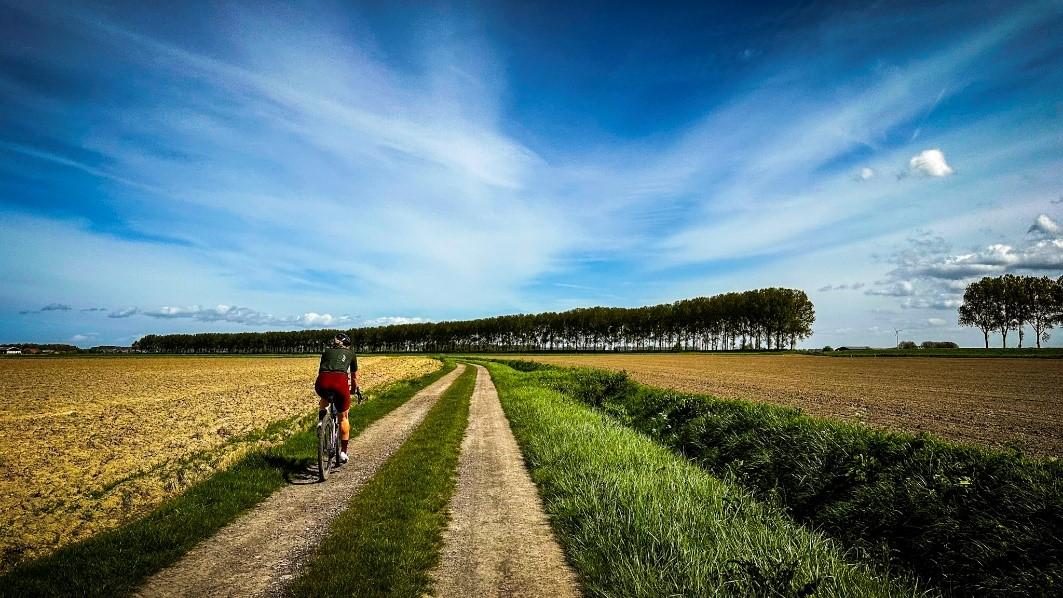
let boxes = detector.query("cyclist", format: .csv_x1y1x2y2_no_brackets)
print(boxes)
315,332,358,464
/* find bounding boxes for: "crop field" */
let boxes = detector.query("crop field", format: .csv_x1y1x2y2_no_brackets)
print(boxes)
0,355,439,571
505,353,1063,456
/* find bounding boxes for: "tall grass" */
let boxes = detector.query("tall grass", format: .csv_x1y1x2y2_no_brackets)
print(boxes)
0,361,454,597
484,361,921,597
288,364,477,597
524,361,1063,596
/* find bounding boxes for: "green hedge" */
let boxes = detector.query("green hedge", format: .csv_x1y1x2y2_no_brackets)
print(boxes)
532,364,1063,597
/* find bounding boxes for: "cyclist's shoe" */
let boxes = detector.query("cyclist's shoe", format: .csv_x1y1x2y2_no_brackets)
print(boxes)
339,452,349,464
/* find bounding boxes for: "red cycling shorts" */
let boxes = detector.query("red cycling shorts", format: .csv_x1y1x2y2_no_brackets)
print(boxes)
315,371,351,412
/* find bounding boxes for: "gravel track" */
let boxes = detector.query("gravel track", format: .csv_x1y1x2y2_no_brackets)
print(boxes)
430,365,581,598
135,364,466,598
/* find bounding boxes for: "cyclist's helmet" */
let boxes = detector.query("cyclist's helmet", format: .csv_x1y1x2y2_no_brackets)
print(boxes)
334,332,351,347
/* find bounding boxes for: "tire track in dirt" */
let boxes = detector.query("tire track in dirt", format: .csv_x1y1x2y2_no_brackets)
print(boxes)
430,365,581,598
135,364,466,598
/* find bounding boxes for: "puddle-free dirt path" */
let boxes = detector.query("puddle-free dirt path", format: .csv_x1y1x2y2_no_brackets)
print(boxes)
430,364,580,597
136,364,466,598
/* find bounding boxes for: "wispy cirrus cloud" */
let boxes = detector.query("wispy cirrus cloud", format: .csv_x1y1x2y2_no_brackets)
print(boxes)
818,282,866,292
0,1,1060,348
0,1,577,322
138,305,351,328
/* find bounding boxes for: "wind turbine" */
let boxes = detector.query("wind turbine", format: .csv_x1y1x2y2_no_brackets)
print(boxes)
894,328,904,348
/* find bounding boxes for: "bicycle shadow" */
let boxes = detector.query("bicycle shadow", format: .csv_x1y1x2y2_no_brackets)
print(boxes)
263,454,323,485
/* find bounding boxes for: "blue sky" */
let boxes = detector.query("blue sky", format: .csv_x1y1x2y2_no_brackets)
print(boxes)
2,0,1062,348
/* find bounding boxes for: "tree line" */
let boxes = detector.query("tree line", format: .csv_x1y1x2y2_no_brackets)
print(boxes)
132,287,815,354
958,274,1063,348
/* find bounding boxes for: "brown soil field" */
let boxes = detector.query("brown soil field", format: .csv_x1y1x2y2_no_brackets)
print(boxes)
0,355,439,571
508,354,1063,457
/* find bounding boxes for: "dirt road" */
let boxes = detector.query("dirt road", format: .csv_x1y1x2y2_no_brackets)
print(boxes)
430,365,581,598
135,364,466,598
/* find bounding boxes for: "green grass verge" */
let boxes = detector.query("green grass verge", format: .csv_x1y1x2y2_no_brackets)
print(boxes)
512,360,1063,597
482,360,921,597
288,364,477,597
0,360,454,598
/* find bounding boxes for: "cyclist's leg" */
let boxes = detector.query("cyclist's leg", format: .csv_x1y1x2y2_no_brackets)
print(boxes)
336,387,352,453
314,376,330,422
339,408,350,450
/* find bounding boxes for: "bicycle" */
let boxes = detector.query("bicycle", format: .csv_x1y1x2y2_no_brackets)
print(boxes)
317,386,363,482
317,394,342,481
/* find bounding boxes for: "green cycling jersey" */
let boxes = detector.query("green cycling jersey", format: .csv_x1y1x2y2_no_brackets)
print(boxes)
319,347,357,373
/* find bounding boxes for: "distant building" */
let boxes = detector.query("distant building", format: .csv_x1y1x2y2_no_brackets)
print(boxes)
90,346,134,354
837,346,871,351
4,348,22,355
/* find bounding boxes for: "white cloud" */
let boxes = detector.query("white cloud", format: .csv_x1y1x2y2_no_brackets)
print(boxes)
927,317,947,326
859,167,875,180
298,313,346,327
867,214,1063,315
360,316,431,327
108,307,139,319
818,282,866,292
866,280,915,296
902,296,963,310
1028,213,1061,238
909,148,954,177
918,239,1063,277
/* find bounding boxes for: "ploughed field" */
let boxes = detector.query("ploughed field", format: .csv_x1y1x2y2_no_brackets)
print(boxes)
0,355,439,571
509,353,1063,456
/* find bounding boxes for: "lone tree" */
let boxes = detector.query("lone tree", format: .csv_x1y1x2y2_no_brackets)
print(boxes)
959,277,999,348
1003,273,1033,348
1026,275,1062,349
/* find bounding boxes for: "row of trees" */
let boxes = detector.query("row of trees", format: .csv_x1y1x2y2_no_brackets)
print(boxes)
133,288,815,354
958,274,1063,348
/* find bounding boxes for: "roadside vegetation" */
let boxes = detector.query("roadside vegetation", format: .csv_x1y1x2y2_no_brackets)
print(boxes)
0,361,452,597
484,360,921,597
501,360,1063,596
289,364,477,597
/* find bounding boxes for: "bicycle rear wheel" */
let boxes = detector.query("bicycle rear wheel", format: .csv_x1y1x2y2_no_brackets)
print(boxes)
317,413,335,481
333,417,344,469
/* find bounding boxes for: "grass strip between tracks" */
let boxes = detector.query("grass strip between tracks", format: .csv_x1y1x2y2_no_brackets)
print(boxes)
0,359,455,598
482,360,922,598
289,363,477,597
